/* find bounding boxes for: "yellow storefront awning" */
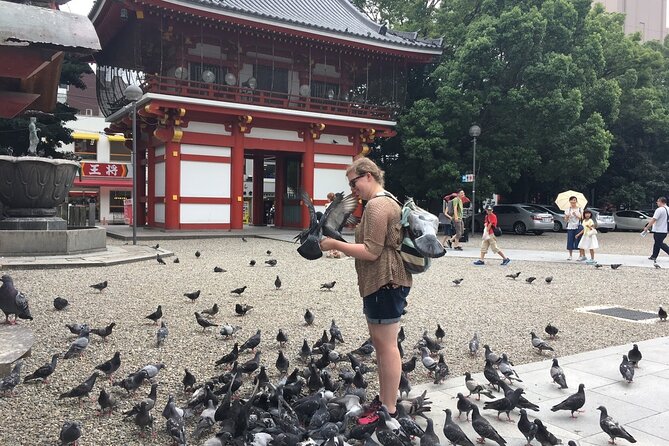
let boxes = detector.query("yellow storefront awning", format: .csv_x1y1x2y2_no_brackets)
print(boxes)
71,132,100,141
107,134,127,142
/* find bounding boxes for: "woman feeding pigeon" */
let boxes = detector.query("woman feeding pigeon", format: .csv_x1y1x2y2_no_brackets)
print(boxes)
320,157,411,419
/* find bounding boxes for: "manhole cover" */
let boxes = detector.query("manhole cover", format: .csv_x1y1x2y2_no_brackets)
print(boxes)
587,307,657,321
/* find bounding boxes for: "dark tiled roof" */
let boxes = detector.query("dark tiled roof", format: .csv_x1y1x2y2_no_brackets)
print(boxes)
180,0,443,51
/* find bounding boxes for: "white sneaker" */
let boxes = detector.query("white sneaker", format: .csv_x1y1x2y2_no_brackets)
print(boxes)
577,256,587,262
567,256,573,261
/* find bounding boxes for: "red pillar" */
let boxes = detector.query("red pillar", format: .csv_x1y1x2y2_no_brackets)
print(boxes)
137,144,147,227
230,125,245,229
275,155,285,227
164,141,181,229
146,146,155,226
252,152,265,225
301,134,315,229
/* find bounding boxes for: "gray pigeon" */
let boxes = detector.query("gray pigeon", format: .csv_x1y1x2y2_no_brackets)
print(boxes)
0,275,33,324
193,399,216,438
157,321,169,347
0,360,22,395
471,405,507,445
295,191,358,260
63,327,91,359
419,417,440,446
442,408,475,446
517,409,537,445
550,383,585,418
59,421,82,445
464,372,494,400
469,333,479,356
597,406,636,444
619,355,634,383
304,308,315,325
530,331,554,354
550,358,568,389
533,419,562,445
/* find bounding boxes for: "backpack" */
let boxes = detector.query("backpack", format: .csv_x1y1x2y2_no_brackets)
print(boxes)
381,193,445,274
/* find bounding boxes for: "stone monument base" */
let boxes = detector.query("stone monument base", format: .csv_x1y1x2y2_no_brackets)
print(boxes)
0,216,67,231
0,227,107,256
0,324,34,378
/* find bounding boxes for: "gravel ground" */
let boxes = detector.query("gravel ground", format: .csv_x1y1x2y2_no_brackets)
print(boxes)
1,234,667,445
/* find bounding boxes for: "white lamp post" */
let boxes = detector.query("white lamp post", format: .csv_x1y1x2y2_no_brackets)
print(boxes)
124,84,142,245
469,124,481,234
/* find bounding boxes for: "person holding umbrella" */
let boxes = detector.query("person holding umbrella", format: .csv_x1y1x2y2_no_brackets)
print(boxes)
555,191,586,261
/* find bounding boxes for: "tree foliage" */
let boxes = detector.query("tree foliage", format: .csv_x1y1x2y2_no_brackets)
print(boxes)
373,0,669,209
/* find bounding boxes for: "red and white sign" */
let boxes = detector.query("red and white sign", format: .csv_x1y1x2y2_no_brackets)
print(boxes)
81,162,128,177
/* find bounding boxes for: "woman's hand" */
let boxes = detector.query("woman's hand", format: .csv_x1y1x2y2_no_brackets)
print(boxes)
319,237,337,251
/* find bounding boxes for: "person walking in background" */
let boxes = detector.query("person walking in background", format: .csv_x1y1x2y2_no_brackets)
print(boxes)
320,157,411,418
643,196,669,262
446,189,465,251
564,196,585,261
440,195,454,246
576,209,599,264
473,205,510,266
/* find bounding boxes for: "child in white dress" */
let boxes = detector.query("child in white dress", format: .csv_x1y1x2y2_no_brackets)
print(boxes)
577,209,599,264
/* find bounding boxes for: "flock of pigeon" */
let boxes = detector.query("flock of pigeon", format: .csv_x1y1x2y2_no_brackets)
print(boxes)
1,241,666,446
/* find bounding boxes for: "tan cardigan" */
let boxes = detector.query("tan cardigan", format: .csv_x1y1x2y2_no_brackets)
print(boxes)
354,194,412,297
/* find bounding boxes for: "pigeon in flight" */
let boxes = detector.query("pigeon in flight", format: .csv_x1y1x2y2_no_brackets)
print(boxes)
231,286,247,296
628,344,642,367
530,331,554,354
90,280,108,292
551,383,585,418
235,303,253,316
156,254,166,265
0,275,33,324
184,290,201,302
597,406,636,444
53,297,69,311
59,421,82,446
24,354,59,384
295,191,358,260
660,306,667,321
320,281,336,291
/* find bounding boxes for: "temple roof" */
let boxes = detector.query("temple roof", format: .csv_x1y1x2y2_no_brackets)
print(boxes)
92,0,442,53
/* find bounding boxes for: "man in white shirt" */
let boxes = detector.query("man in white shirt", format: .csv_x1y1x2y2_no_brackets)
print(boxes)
643,196,669,262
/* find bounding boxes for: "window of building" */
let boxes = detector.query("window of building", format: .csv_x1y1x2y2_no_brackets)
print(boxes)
311,81,340,100
73,139,97,160
109,140,131,162
190,63,222,84
109,190,131,213
255,65,288,93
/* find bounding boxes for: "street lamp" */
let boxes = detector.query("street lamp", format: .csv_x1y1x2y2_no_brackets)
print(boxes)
124,84,143,245
469,124,481,235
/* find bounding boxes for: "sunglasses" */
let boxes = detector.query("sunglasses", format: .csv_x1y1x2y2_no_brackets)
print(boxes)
348,173,367,189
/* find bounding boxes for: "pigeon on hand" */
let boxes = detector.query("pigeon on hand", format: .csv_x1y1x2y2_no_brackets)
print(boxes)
156,322,169,347
59,372,100,403
24,354,59,384
89,280,108,292
545,323,559,339
59,421,82,446
184,290,201,303
295,191,358,260
274,276,282,290
506,271,521,279
230,286,247,296
156,254,166,265
202,303,219,317
597,406,637,444
469,333,480,356
611,263,622,270
628,344,642,367
0,360,22,395
95,351,121,380
530,331,554,354
533,419,562,446
550,358,568,389
213,266,226,273
145,305,162,325
265,259,277,267
660,306,668,321
91,322,116,341
442,408,475,446
195,312,218,331
619,355,634,383
471,405,507,445
452,278,463,286
235,303,253,316
517,409,538,445
550,383,585,418
304,308,315,325
320,281,336,291
525,277,536,284
53,297,69,311
0,275,33,323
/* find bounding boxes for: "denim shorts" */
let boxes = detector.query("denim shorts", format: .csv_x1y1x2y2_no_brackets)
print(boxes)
363,285,410,324
567,227,582,250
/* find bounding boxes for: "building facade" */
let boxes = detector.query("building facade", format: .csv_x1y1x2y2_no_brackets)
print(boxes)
90,0,442,230
597,0,668,42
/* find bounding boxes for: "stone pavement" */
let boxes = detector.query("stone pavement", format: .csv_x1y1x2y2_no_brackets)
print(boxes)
410,336,669,445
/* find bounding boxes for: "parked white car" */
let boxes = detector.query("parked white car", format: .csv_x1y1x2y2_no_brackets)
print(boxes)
589,208,615,233
613,210,652,231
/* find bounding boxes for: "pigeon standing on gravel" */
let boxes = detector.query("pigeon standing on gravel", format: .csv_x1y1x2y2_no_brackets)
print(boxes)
452,278,464,286
329,319,345,343
545,276,553,284
434,324,446,342
91,322,116,341
545,323,559,339
218,323,241,339
235,303,253,316
231,286,247,296
215,343,239,367
597,406,636,444
442,408,475,446
320,281,336,291
95,352,121,381
64,327,91,359
471,405,507,446
506,271,521,279
611,263,622,269
59,421,82,445
195,312,218,331
0,360,22,395
530,332,554,354
213,266,225,273
156,254,166,265
620,355,635,383
469,333,479,356
304,308,315,325
89,280,108,292
182,369,196,392
550,383,586,418
173,257,180,263
274,276,282,290
265,259,277,267
59,372,100,403
659,307,667,321
146,306,162,325
249,260,256,266
53,297,69,311
195,250,201,258
525,277,536,284
184,290,201,303
628,344,642,367
550,358,568,389
156,322,169,347
97,388,116,415
24,354,59,384
202,304,219,317
0,275,33,323
239,329,261,352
